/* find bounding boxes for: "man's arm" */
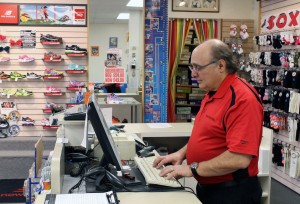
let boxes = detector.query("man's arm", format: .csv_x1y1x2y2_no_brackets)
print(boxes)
195,150,252,177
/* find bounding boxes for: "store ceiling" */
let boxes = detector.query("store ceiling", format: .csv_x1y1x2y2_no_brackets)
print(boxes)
89,0,142,24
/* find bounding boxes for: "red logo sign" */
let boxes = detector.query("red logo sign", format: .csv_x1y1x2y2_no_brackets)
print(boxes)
74,9,85,20
0,4,18,24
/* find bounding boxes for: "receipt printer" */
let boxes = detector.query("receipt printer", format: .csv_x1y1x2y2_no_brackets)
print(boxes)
94,133,136,160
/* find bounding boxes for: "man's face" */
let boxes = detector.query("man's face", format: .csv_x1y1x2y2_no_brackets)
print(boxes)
190,47,222,92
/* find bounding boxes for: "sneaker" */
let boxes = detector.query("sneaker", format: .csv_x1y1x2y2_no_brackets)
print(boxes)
10,72,26,79
107,93,124,104
15,89,33,96
0,71,9,79
26,72,42,79
44,52,62,61
46,86,61,93
69,80,85,88
22,117,35,125
44,68,63,76
2,88,16,96
41,119,50,126
65,45,87,54
45,102,64,113
18,55,35,62
0,56,10,62
40,34,62,43
59,15,70,22
67,63,85,70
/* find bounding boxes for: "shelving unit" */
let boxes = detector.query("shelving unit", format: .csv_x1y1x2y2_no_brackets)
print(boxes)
175,23,203,122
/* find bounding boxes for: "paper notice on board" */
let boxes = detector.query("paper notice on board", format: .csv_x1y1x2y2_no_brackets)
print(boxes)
147,123,172,128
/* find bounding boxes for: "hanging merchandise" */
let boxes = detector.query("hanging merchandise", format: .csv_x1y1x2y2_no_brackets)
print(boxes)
240,24,249,40
229,24,237,37
8,124,20,136
20,30,36,48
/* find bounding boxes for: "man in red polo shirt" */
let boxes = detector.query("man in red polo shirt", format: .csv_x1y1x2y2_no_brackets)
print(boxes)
153,39,263,204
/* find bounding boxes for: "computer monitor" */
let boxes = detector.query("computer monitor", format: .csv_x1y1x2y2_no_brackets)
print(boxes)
87,95,123,171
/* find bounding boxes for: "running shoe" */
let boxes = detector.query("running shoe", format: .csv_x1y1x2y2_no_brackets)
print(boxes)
26,72,42,79
59,15,70,22
18,55,35,62
65,45,87,54
14,89,33,96
44,52,62,61
44,68,63,76
67,63,86,70
10,72,26,79
107,93,124,104
45,86,61,93
40,34,62,43
0,56,10,62
2,88,16,96
0,71,9,79
21,117,35,125
69,80,85,88
41,118,50,126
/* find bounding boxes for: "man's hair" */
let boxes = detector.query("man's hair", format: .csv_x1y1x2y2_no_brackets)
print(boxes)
209,40,238,74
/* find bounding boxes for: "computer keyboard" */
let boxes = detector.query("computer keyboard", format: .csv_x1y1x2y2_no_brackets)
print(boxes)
134,155,181,188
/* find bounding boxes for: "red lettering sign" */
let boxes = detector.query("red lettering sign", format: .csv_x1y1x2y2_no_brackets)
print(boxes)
75,9,85,20
0,4,18,24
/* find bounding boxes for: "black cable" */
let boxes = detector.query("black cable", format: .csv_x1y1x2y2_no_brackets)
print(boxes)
183,186,197,197
68,174,85,193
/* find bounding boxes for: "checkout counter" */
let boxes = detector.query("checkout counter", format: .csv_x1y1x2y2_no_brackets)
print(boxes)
42,111,199,203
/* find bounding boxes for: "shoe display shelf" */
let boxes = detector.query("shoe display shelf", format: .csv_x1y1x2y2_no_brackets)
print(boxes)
42,125,59,130
66,86,86,91
43,75,64,80
66,103,83,108
65,53,87,57
65,70,87,74
42,108,52,114
44,92,64,96
42,58,64,62
40,41,62,45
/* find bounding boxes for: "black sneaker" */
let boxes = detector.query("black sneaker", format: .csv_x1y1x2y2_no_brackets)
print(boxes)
65,45,87,54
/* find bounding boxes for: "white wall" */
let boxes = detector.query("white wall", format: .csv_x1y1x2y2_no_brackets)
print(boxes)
168,0,258,19
89,23,129,83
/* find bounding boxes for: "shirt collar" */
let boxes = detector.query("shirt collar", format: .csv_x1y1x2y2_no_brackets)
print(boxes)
209,73,237,99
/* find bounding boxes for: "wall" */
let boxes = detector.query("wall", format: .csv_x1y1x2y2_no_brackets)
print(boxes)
260,0,300,194
89,23,128,83
0,0,88,137
168,0,259,20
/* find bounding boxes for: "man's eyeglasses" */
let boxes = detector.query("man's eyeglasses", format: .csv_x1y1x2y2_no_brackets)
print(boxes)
189,60,218,72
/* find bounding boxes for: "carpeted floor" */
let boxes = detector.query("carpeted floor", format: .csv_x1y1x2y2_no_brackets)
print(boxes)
0,179,26,203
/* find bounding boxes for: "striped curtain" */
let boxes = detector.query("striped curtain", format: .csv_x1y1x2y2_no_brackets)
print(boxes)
193,19,220,42
167,19,192,122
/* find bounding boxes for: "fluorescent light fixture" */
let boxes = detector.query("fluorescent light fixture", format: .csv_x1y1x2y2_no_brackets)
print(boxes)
127,0,143,7
117,13,130,20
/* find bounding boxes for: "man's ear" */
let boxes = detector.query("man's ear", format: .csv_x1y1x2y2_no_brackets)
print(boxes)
218,59,226,73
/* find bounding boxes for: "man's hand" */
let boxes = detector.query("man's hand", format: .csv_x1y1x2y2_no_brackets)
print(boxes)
158,164,193,180
153,151,184,169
